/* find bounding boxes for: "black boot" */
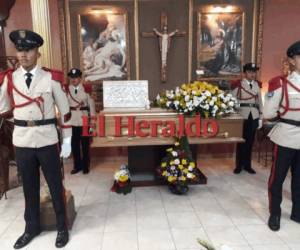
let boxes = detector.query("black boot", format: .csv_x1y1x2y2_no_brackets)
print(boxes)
71,169,81,175
82,169,90,174
233,167,242,174
268,215,280,231
55,230,69,248
14,231,40,249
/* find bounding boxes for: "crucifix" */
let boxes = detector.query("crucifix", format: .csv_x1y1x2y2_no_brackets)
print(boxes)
142,12,186,83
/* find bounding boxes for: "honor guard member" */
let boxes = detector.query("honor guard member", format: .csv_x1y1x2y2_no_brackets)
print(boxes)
0,30,71,248
67,68,95,175
264,41,300,231
231,63,263,174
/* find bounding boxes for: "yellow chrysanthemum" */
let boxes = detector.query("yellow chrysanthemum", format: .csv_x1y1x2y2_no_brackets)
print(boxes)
161,162,167,168
182,159,187,165
162,171,167,176
189,162,195,167
168,176,177,182
178,164,184,170
179,176,187,181
119,175,129,182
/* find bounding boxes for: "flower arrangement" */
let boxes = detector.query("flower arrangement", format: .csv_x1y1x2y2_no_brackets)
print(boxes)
111,164,132,195
157,137,199,194
155,81,237,117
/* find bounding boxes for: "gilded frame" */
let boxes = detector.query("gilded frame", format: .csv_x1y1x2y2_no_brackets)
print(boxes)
77,11,131,83
196,11,245,81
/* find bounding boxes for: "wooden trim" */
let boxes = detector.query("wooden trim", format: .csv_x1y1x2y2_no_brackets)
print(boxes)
57,0,68,77
188,0,193,83
251,0,259,62
256,0,264,78
134,0,139,79
65,0,72,67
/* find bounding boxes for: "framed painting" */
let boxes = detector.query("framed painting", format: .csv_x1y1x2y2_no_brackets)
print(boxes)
77,11,130,82
197,11,245,80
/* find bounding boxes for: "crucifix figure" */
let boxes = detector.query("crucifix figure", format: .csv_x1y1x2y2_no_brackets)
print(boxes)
142,12,186,82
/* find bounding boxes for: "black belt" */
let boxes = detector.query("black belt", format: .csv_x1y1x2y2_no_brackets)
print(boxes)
14,118,57,127
279,118,300,126
70,106,89,111
240,103,259,108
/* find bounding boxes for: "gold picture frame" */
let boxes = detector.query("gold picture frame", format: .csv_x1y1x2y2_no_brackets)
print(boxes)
196,11,245,81
77,10,130,83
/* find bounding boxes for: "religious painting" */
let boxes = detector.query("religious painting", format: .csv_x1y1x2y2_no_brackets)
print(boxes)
78,11,130,82
197,11,245,79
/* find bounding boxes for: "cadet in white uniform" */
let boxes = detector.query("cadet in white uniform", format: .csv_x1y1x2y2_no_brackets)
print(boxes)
232,63,263,174
264,41,300,231
0,30,71,249
67,68,95,174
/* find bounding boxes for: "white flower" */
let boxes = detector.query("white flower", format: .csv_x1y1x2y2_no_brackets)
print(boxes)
205,90,211,97
192,90,196,95
209,100,214,106
174,159,180,165
114,172,120,180
184,95,190,102
156,94,160,101
166,101,171,107
213,105,219,111
212,96,217,102
188,166,194,171
187,100,193,108
204,104,209,110
170,166,176,170
228,101,234,107
221,103,227,108
183,91,187,95
120,170,127,176
184,109,188,113
172,151,178,157
174,100,180,107
187,173,193,178
193,99,200,106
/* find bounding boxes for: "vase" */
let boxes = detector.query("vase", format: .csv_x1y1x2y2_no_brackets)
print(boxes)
168,182,189,195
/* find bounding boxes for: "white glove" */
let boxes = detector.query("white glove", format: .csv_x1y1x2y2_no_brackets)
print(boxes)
257,119,263,130
60,137,72,158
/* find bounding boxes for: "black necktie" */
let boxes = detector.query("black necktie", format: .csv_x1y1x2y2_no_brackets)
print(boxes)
249,82,253,89
25,72,33,89
75,88,78,94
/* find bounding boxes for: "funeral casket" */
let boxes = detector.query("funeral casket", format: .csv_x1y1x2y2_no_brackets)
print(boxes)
91,108,244,147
